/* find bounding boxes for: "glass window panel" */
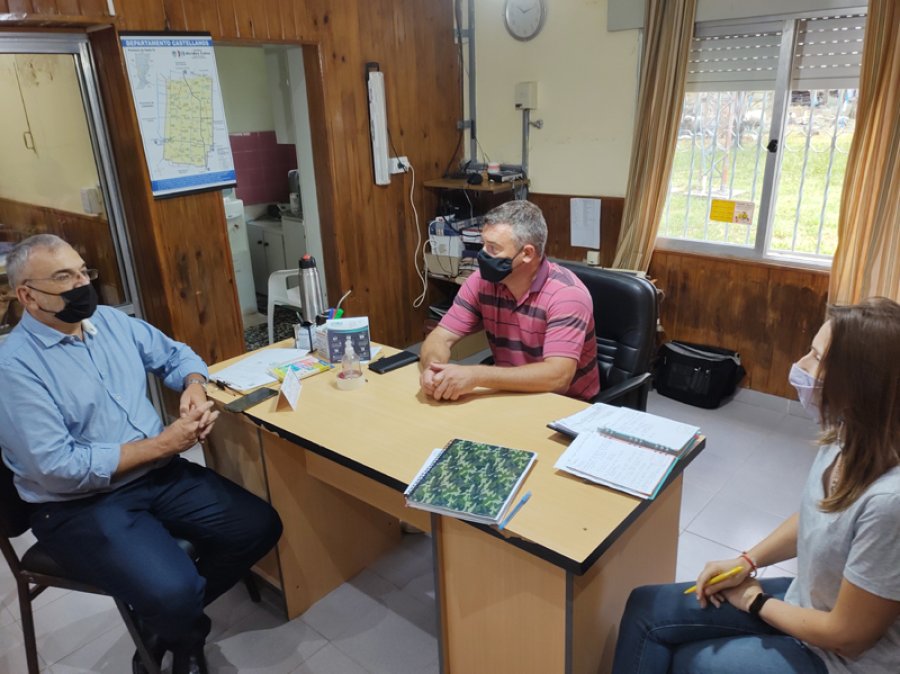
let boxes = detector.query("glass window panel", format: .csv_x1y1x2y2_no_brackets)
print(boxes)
0,52,127,336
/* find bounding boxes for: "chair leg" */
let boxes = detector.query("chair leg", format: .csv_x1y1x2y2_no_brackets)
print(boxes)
243,572,261,603
16,580,41,674
116,599,161,674
268,298,276,344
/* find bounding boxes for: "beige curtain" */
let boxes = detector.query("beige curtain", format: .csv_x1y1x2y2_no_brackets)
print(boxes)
612,0,697,271
829,0,900,303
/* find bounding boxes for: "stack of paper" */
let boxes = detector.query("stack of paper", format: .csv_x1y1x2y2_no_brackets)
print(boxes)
549,403,699,456
550,404,701,499
554,431,678,499
405,439,536,525
211,348,308,392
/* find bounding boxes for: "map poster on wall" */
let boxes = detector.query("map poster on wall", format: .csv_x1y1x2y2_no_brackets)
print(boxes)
120,33,235,198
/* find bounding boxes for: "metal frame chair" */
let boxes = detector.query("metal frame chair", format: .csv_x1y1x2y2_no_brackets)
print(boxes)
0,460,261,673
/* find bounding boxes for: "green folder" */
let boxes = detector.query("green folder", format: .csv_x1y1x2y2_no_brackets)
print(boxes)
404,438,537,525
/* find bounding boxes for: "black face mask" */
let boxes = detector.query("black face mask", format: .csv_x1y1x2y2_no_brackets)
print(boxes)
27,283,98,324
477,247,522,283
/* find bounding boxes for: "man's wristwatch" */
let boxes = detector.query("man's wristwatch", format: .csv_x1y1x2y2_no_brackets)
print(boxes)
748,592,773,617
184,376,208,392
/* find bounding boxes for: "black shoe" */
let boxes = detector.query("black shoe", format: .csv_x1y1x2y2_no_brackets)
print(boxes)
172,647,208,674
131,630,167,674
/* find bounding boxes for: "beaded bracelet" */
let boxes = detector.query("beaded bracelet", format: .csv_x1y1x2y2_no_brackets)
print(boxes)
740,551,758,577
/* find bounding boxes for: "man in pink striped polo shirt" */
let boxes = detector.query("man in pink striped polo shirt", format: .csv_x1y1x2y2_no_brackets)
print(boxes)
420,200,600,402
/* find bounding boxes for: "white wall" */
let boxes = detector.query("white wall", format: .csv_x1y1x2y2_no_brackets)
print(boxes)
472,0,639,196
471,0,866,197
215,46,275,133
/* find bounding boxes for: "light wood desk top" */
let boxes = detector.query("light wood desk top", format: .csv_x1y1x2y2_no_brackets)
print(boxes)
209,344,702,574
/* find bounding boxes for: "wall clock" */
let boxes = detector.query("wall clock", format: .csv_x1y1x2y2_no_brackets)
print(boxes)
504,0,547,42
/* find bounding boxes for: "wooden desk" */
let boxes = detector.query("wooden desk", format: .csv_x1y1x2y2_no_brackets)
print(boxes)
205,346,703,674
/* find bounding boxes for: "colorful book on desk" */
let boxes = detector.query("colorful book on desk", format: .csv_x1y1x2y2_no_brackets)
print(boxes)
268,355,333,382
548,403,700,456
404,438,537,526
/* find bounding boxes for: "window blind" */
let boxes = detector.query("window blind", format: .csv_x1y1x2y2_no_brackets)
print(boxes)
687,20,783,92
687,12,866,93
792,14,866,89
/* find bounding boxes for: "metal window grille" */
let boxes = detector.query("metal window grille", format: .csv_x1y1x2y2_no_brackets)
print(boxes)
661,12,866,264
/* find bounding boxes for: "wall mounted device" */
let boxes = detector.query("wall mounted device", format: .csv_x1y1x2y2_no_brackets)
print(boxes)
366,62,391,186
515,81,538,110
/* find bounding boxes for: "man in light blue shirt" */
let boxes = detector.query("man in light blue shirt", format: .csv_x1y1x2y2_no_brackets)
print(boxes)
0,235,282,674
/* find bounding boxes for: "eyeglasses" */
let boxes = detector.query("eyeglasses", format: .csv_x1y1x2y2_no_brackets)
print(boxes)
25,268,99,285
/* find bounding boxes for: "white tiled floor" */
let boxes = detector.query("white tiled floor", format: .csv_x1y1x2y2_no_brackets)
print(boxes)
0,391,820,672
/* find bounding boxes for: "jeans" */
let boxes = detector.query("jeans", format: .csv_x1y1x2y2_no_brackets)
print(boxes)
612,578,829,674
30,457,283,652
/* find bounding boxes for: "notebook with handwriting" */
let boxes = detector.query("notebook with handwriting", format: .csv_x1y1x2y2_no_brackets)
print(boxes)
404,438,536,525
548,403,699,456
553,429,679,500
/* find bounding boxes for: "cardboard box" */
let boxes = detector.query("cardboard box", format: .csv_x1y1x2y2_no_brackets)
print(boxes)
315,317,372,362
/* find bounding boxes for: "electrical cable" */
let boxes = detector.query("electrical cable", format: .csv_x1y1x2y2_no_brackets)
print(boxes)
406,163,430,309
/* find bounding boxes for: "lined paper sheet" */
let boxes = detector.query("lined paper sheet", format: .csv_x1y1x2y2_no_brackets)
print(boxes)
554,430,676,499
550,403,698,454
212,348,307,391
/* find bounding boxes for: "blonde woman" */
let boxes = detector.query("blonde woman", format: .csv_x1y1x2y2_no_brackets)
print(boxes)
613,298,900,673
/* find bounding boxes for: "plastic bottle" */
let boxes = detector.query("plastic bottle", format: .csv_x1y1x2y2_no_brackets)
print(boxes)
337,337,363,389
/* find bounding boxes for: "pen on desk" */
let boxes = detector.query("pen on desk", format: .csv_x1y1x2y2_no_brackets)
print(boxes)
498,490,531,530
683,565,744,595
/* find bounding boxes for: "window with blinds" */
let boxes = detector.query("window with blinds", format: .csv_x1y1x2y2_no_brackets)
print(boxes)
659,11,867,264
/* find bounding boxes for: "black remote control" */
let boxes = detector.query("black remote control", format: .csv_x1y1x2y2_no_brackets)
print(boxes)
369,350,419,374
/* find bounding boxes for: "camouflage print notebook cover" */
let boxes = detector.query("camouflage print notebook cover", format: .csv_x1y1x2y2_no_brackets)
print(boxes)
404,438,537,525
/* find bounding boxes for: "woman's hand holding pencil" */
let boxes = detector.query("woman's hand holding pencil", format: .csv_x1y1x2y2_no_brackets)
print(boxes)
690,557,756,608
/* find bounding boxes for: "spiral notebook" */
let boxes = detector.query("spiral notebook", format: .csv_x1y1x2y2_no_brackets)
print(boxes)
548,403,700,456
404,438,537,525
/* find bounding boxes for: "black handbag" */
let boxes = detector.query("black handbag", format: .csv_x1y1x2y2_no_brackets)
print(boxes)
655,341,746,408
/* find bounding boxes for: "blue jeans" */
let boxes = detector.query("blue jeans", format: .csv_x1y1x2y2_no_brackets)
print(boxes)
612,578,828,673
30,457,283,652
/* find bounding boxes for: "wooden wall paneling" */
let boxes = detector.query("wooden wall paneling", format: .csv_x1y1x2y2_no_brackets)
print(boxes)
529,193,624,267
6,1,35,14
89,26,172,335
31,0,57,14
135,0,460,350
159,0,187,31
302,42,341,301
75,0,105,18
116,0,165,31
349,0,461,347
56,0,81,15
153,192,244,365
90,26,244,363
648,250,829,399
765,268,829,397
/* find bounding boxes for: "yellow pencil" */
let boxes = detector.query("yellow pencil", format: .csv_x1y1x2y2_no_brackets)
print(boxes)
683,565,744,595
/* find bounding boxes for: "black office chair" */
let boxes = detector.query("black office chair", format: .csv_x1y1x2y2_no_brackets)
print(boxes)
560,262,659,411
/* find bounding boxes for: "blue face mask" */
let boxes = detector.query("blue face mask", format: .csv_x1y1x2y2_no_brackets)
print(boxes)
789,362,823,420
477,247,523,284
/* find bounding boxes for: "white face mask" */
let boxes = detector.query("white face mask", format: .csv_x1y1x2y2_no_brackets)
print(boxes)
789,362,823,420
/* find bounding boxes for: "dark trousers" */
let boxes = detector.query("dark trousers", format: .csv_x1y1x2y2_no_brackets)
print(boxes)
30,457,283,652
